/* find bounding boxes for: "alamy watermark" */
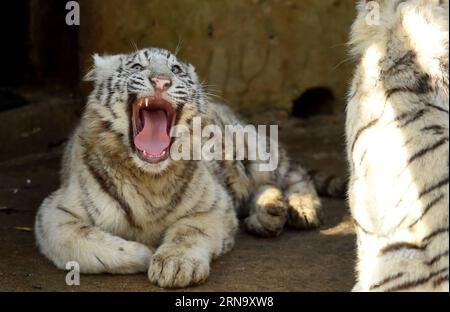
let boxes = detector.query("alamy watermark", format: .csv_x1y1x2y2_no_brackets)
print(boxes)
365,1,380,26
65,261,80,286
364,1,409,26
65,1,80,26
167,117,279,172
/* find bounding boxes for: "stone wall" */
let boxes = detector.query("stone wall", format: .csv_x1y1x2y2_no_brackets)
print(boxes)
79,0,356,114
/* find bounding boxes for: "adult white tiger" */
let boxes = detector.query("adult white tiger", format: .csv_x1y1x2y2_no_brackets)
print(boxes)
347,0,449,291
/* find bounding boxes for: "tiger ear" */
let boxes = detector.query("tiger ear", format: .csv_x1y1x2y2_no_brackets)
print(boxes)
84,53,124,82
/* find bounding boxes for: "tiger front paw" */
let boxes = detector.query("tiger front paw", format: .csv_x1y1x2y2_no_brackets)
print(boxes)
148,251,210,288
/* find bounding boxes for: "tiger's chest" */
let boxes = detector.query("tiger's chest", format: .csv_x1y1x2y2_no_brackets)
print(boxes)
87,176,189,246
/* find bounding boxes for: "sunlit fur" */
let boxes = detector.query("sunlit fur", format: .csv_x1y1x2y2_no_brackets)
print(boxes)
347,0,449,291
34,48,331,288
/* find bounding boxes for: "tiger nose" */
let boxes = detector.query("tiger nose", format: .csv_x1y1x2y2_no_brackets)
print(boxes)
150,76,172,91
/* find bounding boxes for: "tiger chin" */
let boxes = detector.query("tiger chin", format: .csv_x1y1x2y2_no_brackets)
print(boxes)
34,47,332,288
347,0,449,291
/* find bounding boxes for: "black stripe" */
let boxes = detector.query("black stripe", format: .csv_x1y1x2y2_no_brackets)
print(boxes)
127,181,160,214
131,80,147,89
96,81,105,102
386,74,432,99
421,125,445,134
380,242,425,255
384,51,416,74
394,110,412,122
105,78,119,119
380,228,449,256
173,103,186,127
424,102,449,114
385,268,448,291
370,272,405,290
152,162,198,222
133,76,145,82
418,176,449,199
353,218,377,236
78,175,100,225
402,137,414,148
406,137,448,165
408,194,445,228
422,227,449,244
56,206,81,220
399,109,427,128
80,195,96,226
95,255,108,269
359,150,367,167
160,177,209,221
113,77,124,92
176,97,188,103
92,110,124,140
425,250,449,266
104,77,113,106
351,118,380,152
433,274,449,287
182,224,210,237
83,154,141,230
101,119,113,131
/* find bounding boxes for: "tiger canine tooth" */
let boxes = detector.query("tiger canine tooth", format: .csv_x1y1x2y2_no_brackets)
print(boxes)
145,98,149,107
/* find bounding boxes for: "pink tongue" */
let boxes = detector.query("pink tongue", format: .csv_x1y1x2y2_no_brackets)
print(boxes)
134,110,170,156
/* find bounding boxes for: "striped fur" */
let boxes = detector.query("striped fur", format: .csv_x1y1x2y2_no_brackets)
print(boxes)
35,48,322,288
347,0,449,291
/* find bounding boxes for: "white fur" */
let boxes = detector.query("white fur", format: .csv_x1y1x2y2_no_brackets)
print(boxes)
347,0,449,291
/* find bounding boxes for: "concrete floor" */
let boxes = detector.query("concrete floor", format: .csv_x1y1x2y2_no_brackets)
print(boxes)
0,97,355,291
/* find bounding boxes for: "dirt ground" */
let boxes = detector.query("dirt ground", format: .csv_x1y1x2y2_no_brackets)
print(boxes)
0,94,355,291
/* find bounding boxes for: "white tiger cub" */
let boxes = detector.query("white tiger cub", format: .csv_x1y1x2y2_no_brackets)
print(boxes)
347,0,449,291
34,47,330,288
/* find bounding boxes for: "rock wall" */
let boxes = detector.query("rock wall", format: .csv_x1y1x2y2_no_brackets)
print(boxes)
79,0,356,114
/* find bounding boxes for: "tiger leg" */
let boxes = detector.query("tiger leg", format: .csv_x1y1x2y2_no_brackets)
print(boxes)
244,185,288,237
35,189,152,274
285,167,323,229
148,186,238,288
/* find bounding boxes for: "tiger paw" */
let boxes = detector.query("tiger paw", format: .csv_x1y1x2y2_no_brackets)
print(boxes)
244,186,287,237
148,251,210,288
286,193,323,229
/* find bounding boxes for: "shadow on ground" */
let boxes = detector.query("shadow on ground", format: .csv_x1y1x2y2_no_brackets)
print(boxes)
0,93,355,291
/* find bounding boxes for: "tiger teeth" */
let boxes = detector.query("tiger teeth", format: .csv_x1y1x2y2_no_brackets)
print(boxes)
142,150,166,158
145,98,149,108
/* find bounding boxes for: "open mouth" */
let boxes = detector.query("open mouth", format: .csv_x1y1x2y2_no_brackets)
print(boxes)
131,96,176,163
